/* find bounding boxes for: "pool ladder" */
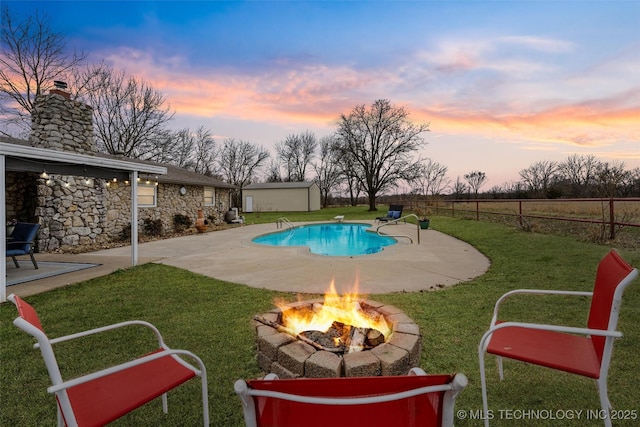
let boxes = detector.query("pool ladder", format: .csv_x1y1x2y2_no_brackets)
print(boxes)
376,213,421,244
276,217,294,229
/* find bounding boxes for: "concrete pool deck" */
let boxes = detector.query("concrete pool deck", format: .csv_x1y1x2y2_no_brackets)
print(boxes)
8,221,490,297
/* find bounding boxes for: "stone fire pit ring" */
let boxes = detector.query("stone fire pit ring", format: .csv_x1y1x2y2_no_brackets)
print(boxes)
254,299,422,378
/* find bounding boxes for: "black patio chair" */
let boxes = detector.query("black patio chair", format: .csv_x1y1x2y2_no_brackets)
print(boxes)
6,222,40,269
376,205,404,223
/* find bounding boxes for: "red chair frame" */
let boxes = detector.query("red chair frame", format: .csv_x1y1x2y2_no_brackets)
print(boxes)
235,368,467,427
478,250,638,427
9,294,209,426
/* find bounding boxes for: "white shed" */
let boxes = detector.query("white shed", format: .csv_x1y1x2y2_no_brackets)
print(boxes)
242,182,321,212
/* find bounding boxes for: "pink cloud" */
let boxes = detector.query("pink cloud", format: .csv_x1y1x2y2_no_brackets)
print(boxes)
96,46,638,158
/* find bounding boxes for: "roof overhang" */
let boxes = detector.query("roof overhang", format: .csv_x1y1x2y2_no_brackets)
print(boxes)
0,142,167,177
1,142,167,302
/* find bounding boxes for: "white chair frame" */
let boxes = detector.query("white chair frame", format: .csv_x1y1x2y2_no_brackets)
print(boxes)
235,368,468,427
478,262,638,427
9,294,209,427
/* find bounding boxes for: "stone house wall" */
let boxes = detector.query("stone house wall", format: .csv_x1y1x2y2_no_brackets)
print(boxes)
5,91,234,253
106,181,231,237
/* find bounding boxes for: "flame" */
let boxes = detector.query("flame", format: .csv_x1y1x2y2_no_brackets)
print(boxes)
276,280,391,339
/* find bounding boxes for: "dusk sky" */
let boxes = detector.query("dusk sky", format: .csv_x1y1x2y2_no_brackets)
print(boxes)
6,1,640,189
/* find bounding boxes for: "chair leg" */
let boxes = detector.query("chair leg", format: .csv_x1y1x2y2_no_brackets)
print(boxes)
478,347,492,427
29,251,38,269
11,256,20,268
201,373,210,426
497,356,504,380
597,378,613,427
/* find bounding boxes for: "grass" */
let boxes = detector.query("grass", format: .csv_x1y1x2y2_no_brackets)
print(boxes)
1,211,639,426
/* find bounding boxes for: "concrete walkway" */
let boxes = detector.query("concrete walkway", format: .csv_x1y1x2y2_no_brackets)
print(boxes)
8,221,490,297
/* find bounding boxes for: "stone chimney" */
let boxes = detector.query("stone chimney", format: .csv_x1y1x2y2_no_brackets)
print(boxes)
49,80,71,100
29,81,96,154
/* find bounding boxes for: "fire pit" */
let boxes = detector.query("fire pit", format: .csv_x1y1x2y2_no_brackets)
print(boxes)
253,283,422,378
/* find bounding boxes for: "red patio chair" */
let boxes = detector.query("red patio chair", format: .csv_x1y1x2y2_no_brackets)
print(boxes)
234,368,467,427
478,249,638,427
8,293,209,426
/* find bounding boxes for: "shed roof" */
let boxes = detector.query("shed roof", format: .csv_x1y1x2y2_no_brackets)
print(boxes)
244,181,317,190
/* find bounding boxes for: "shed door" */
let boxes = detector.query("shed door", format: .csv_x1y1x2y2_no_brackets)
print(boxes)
245,195,253,213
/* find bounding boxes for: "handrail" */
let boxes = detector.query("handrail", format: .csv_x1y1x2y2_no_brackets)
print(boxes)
276,217,294,229
376,214,421,244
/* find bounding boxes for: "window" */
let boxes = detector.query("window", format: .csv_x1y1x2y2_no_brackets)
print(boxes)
204,187,215,206
138,183,157,207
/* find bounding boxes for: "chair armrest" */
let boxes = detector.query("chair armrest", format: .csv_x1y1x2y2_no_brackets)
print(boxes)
490,289,592,326
36,320,165,349
479,321,623,352
47,348,206,394
235,380,459,406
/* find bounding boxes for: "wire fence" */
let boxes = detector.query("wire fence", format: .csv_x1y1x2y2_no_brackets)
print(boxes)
394,197,640,246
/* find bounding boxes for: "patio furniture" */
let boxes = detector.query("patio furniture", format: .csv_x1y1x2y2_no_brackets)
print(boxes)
376,204,403,223
478,249,638,427
6,222,40,269
235,368,468,427
225,207,244,224
8,293,209,427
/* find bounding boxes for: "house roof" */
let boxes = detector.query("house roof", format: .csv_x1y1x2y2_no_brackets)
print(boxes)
152,163,237,189
244,181,317,190
0,136,237,189
0,136,166,178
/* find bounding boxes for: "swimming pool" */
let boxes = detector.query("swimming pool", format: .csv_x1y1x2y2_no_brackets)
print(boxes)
252,223,397,256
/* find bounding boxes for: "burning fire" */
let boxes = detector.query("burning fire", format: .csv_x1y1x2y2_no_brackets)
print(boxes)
275,280,392,340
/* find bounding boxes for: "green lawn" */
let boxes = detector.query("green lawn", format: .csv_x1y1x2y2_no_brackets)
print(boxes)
1,212,639,426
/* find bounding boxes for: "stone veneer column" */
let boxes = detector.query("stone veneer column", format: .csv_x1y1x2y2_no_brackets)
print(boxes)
30,92,95,153
29,91,102,252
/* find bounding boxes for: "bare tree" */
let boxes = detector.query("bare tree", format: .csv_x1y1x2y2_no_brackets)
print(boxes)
519,160,558,198
336,99,429,211
557,154,599,196
190,127,217,175
217,138,270,187
161,126,216,175
452,177,468,198
0,5,87,136
595,161,628,198
414,159,449,196
146,128,185,166
463,170,487,197
83,65,174,159
276,131,317,181
264,159,283,183
312,135,344,207
334,144,362,206
623,167,640,197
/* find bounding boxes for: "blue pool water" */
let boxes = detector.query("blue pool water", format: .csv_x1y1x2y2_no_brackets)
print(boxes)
252,223,397,256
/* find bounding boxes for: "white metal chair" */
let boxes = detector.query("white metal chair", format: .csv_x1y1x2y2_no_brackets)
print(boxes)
9,293,209,426
235,368,467,427
478,250,638,427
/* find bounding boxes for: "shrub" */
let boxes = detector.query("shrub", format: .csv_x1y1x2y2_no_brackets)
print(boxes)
119,223,131,241
143,218,163,236
173,214,192,232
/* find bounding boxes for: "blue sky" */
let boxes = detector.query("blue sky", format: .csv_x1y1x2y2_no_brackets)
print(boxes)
6,0,640,188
